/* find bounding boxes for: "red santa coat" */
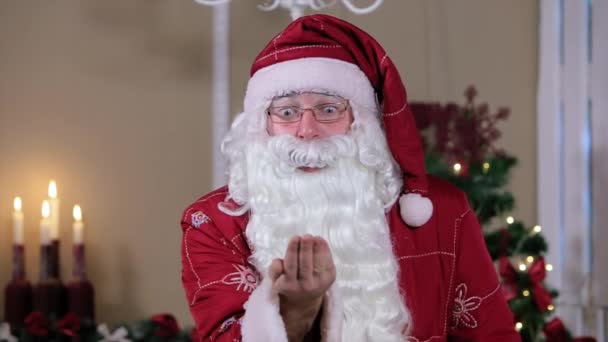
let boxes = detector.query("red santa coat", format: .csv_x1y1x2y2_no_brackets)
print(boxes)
180,176,521,342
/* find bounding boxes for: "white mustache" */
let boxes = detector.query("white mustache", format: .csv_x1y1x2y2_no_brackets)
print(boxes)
267,134,357,169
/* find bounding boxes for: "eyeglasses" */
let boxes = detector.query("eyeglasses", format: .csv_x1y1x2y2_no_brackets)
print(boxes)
267,102,349,124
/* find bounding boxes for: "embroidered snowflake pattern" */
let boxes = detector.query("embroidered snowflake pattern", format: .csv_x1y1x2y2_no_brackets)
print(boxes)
452,283,482,328
221,265,259,292
191,211,210,228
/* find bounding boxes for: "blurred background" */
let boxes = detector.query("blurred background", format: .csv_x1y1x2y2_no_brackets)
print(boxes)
0,0,604,339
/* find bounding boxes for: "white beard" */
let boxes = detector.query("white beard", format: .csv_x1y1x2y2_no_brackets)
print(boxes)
221,105,411,341
220,102,412,342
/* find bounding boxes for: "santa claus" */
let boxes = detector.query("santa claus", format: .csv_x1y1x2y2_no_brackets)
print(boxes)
181,14,520,342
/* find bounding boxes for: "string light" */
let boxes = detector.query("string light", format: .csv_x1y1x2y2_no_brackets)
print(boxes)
522,289,530,297
533,225,542,233
526,256,534,263
506,216,515,224
518,263,527,271
483,162,490,173
453,163,462,174
546,264,554,271
548,305,555,311
515,322,523,331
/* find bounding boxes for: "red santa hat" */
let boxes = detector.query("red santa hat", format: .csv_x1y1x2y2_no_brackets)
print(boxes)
243,14,433,227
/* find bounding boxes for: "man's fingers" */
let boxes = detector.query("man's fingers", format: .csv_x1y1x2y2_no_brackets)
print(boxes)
283,236,300,281
273,273,288,293
298,235,314,282
269,258,284,282
313,237,336,280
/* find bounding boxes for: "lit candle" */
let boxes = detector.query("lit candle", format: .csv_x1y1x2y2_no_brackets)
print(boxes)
73,205,84,245
13,197,24,245
48,180,60,240
40,200,51,245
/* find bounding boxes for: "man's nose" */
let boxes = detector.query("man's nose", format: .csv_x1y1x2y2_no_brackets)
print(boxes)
296,110,321,140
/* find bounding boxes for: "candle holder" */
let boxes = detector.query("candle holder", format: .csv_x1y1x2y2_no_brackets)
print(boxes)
3,244,33,332
67,244,95,320
33,244,67,317
50,239,61,278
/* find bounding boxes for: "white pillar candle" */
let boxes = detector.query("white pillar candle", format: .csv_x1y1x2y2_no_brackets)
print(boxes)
40,200,51,245
73,205,84,245
12,197,24,245
48,180,60,240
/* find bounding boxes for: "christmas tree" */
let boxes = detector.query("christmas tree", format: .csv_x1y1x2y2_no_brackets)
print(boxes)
411,86,595,342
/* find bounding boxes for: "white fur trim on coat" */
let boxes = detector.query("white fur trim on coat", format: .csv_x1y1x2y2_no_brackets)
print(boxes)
241,277,343,341
320,285,343,342
244,57,376,112
241,277,288,342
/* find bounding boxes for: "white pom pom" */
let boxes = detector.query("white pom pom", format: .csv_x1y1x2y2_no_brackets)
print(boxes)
399,193,433,227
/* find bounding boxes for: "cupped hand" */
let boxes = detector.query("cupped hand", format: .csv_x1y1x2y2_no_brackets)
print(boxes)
269,234,336,305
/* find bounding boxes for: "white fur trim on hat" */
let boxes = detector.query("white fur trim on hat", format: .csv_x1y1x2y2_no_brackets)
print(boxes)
399,193,433,227
244,57,376,112
241,277,343,341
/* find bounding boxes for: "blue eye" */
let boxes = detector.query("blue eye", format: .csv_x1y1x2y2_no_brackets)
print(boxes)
278,107,297,117
268,106,301,122
321,105,338,114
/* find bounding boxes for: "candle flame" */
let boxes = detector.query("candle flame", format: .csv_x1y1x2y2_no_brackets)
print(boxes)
73,205,82,222
42,200,51,218
48,180,58,198
14,197,22,211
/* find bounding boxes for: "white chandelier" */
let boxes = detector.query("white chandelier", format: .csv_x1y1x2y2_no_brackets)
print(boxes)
194,0,384,20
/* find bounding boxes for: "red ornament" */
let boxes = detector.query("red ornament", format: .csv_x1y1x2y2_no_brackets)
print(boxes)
499,256,518,301
498,228,511,256
543,318,570,342
24,311,49,337
55,312,81,338
528,257,553,312
543,317,597,342
499,256,553,311
151,313,180,338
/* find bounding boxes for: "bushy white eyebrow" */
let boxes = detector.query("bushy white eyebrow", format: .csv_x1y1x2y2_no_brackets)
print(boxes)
270,92,346,106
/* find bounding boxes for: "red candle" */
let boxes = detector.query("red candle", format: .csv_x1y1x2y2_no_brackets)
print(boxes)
67,205,95,320
3,245,33,332
33,200,67,316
